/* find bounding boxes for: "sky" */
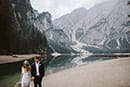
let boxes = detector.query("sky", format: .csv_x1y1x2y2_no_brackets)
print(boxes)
31,0,106,19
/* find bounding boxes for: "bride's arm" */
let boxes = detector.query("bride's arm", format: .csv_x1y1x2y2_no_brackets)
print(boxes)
20,67,24,80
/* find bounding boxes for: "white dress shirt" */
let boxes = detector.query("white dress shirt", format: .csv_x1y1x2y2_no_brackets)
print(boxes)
35,62,40,76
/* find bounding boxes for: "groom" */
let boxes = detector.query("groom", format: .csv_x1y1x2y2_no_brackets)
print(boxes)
31,56,45,87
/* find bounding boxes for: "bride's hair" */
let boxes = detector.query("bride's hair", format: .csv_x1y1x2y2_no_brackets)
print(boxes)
22,60,31,71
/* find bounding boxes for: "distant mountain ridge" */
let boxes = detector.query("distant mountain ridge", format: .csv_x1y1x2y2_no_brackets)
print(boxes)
51,0,130,53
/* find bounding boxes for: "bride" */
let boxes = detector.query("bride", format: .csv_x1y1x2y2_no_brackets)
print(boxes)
20,60,31,87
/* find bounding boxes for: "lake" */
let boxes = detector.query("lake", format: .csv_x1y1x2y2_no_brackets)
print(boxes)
0,55,116,87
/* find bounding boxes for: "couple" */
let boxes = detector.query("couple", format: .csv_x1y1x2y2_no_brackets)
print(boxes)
21,56,45,87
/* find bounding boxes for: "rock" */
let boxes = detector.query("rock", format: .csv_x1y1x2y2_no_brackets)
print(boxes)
15,81,21,87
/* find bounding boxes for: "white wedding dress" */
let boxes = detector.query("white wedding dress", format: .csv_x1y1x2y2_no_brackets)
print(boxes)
21,67,31,87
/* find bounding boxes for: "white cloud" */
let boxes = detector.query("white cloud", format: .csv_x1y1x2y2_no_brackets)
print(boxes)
31,0,106,19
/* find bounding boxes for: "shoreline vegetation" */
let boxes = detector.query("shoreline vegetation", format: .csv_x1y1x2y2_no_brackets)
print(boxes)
0,54,40,64
42,57,130,87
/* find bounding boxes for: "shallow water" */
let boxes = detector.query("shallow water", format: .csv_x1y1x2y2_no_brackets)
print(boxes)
0,61,21,87
0,55,116,87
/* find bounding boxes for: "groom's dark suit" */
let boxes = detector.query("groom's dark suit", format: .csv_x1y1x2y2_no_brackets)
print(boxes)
31,62,45,87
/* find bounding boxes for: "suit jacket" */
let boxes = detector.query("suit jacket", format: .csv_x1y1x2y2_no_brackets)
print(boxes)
31,62,45,77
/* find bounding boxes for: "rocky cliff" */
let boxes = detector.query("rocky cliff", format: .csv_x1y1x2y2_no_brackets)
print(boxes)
53,0,130,53
0,0,50,54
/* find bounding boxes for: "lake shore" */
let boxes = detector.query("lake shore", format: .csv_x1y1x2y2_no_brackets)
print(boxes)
42,57,130,87
0,54,39,64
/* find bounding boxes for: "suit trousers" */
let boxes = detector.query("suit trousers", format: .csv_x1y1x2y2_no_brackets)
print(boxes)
34,76,42,87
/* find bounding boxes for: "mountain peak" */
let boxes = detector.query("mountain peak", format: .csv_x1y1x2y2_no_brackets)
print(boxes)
38,12,52,19
71,7,87,14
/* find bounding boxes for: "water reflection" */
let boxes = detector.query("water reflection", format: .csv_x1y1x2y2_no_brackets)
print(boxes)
45,55,116,74
46,55,76,74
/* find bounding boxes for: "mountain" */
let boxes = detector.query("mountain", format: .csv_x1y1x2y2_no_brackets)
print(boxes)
2,0,129,54
40,7,88,53
53,0,130,53
0,0,51,54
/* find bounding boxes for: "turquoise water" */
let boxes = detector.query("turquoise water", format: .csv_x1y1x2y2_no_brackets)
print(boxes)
0,55,116,87
0,61,22,87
